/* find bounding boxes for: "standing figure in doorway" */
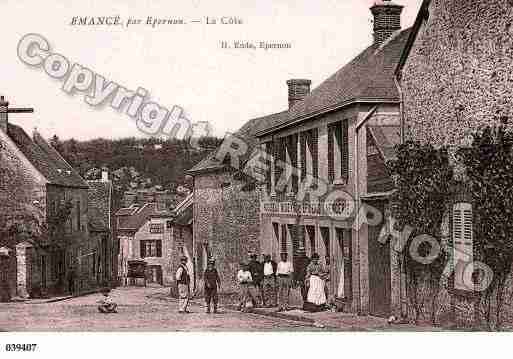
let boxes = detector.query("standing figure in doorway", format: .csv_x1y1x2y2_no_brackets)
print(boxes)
176,256,191,313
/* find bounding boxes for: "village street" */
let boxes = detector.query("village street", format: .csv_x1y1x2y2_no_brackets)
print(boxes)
0,287,328,332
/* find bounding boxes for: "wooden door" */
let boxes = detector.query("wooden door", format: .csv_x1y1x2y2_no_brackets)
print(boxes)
0,256,11,302
41,255,47,291
368,200,391,318
333,228,352,301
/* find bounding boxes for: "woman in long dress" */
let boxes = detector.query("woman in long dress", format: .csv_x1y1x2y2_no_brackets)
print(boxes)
303,253,328,312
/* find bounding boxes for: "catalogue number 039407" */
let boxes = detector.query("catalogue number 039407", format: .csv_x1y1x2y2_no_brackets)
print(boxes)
5,344,38,352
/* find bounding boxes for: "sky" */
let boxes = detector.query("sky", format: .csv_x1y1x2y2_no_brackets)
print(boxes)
1,0,423,141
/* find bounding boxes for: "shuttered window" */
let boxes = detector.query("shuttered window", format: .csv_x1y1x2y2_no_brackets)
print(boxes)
341,120,349,180
300,129,319,183
286,134,299,193
265,141,273,194
281,224,287,253
140,241,146,258
156,240,162,258
328,125,335,183
453,202,473,288
328,121,349,183
274,138,286,194
76,200,81,231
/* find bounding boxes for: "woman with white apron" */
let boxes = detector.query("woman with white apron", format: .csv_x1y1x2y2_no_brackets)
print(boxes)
303,253,328,312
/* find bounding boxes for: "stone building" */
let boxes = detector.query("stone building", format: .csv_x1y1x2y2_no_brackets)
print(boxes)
87,169,115,288
397,0,513,148
253,0,410,317
0,95,95,300
116,198,193,289
395,0,513,327
187,103,288,293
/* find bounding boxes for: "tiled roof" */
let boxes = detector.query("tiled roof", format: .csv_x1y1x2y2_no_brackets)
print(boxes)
256,29,412,135
87,181,112,232
368,125,401,162
187,111,288,174
116,203,172,232
171,193,193,226
7,124,88,188
115,206,139,216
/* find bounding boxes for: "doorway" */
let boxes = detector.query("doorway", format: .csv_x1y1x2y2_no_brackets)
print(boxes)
367,200,391,318
147,265,163,285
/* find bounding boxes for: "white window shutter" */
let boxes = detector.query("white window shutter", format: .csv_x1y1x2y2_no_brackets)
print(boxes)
453,202,473,290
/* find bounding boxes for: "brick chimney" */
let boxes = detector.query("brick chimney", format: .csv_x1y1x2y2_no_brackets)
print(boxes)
287,79,311,109
0,96,9,133
370,0,404,46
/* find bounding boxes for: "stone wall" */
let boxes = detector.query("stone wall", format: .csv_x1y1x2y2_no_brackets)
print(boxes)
0,130,94,298
401,0,513,147
169,224,193,296
46,185,91,296
0,131,46,298
193,170,261,293
399,0,513,329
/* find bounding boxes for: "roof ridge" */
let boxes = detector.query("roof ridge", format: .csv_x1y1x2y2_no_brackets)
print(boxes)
256,28,412,136
7,123,88,188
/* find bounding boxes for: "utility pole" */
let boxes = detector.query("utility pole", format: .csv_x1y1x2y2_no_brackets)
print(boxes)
0,96,34,132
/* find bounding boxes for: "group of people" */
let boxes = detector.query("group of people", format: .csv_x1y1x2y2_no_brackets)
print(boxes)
237,250,331,313
95,252,332,315
175,250,331,314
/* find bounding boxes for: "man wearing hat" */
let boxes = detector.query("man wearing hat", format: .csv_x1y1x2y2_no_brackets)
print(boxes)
276,252,294,312
294,246,310,303
175,256,191,313
204,258,221,313
248,253,263,307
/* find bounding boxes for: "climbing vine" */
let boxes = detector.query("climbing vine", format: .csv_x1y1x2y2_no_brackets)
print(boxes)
388,140,454,323
458,125,513,330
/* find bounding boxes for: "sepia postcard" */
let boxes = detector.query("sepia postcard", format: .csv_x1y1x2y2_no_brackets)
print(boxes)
1,0,512,357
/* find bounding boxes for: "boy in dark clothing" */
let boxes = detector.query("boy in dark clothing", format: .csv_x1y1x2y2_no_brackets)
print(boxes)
294,247,310,302
204,259,221,313
248,254,263,307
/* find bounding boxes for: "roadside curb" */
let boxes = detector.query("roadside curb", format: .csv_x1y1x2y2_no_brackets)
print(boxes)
147,292,421,331
223,304,316,324
149,293,326,327
23,289,104,304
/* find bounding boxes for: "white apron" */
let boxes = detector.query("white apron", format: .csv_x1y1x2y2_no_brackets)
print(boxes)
307,275,326,305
